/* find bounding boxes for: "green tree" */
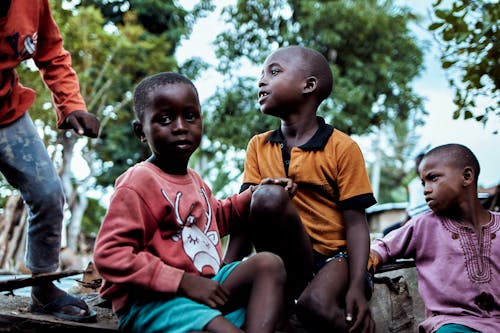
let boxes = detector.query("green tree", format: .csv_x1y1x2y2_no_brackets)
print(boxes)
429,0,499,132
10,0,212,252
202,0,426,199
372,109,425,203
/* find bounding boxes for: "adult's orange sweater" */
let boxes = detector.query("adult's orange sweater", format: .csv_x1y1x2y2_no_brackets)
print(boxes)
0,0,86,128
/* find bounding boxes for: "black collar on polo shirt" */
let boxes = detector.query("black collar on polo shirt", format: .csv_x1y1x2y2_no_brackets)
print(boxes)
266,116,334,151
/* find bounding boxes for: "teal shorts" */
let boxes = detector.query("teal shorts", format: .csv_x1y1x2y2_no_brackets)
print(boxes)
118,262,246,333
436,324,481,333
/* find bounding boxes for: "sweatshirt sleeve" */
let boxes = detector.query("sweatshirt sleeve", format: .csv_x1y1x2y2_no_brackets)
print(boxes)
212,186,253,237
35,0,87,128
94,186,185,294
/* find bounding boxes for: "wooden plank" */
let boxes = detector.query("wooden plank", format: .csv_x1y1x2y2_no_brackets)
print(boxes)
0,270,86,292
376,259,416,274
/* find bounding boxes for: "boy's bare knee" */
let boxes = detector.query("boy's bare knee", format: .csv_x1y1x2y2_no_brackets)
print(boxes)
296,291,345,330
252,252,286,281
251,185,289,213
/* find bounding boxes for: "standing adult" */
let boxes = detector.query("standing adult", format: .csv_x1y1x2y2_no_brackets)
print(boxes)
1,0,99,322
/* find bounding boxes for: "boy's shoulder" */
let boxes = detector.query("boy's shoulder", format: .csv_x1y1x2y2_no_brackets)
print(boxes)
114,162,160,188
115,163,205,189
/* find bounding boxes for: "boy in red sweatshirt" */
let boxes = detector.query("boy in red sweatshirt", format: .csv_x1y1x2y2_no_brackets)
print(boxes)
94,72,291,333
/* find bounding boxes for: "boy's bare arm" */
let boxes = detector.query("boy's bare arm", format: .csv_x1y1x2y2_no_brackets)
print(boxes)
344,208,375,333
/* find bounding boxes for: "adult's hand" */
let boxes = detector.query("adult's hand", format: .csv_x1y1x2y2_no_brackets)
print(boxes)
65,110,100,138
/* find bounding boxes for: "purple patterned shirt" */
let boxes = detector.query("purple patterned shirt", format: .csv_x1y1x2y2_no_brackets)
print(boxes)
372,211,500,333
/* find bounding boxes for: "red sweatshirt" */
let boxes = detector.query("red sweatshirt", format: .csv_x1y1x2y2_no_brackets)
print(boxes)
0,0,86,127
94,162,253,313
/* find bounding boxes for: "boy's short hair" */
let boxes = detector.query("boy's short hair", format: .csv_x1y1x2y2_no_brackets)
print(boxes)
133,72,198,121
425,143,480,182
287,46,333,102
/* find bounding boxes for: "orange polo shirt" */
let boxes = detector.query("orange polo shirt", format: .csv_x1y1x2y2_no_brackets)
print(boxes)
242,117,376,256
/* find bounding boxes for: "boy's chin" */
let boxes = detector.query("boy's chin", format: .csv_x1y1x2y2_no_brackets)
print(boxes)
260,107,280,118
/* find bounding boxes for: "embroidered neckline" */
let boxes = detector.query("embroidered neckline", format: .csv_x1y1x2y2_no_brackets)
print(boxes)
441,213,499,283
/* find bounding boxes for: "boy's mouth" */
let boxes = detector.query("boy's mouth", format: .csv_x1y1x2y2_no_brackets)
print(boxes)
173,140,192,148
425,197,435,208
258,91,269,103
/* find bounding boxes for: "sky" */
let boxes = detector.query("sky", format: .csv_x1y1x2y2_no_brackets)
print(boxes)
175,0,500,188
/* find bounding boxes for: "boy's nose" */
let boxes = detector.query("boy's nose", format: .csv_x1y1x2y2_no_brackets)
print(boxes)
423,183,431,194
258,75,267,87
173,116,188,130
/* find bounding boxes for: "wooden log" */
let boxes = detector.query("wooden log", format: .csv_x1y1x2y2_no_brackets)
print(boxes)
0,270,86,292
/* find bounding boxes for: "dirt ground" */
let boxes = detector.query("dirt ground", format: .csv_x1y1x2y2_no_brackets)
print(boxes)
0,292,118,332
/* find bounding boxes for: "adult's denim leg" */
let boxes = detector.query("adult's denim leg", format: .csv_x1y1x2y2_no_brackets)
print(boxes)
0,113,65,274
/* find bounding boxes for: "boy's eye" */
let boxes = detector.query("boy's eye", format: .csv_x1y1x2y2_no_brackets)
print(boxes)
159,115,173,124
271,69,280,75
185,112,197,122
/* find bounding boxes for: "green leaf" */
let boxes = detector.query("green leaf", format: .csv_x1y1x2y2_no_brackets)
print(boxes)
429,22,444,30
442,61,456,68
434,9,449,19
432,0,443,7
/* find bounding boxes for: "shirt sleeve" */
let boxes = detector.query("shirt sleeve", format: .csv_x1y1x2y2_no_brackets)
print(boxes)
210,183,253,237
336,140,376,209
35,0,87,128
371,219,418,263
242,136,262,185
94,187,185,294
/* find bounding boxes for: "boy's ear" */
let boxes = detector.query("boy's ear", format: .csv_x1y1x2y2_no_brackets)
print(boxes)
133,120,147,142
462,166,474,186
303,76,317,94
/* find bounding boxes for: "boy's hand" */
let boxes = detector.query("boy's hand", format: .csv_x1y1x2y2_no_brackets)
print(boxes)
259,177,297,197
178,273,229,309
345,287,375,333
367,250,381,273
65,110,100,138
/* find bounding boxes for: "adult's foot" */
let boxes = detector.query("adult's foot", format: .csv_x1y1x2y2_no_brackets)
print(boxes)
31,281,96,322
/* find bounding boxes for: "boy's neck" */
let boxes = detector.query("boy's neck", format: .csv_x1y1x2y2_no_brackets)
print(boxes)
445,199,491,230
280,114,319,143
147,155,188,175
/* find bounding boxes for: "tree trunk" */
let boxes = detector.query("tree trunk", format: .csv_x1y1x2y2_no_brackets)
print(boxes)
0,195,28,272
58,131,78,251
67,192,87,251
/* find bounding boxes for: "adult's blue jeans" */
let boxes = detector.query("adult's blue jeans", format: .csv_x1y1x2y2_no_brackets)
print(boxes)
0,112,65,274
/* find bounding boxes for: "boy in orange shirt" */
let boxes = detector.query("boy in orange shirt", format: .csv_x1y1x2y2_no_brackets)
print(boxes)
225,46,377,332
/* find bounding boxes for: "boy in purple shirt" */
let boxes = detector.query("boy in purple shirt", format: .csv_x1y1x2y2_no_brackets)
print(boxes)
371,143,499,333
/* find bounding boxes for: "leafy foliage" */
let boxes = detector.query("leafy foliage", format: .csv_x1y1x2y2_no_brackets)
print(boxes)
213,0,425,135
81,197,108,235
203,0,426,200
429,0,499,132
6,1,214,231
